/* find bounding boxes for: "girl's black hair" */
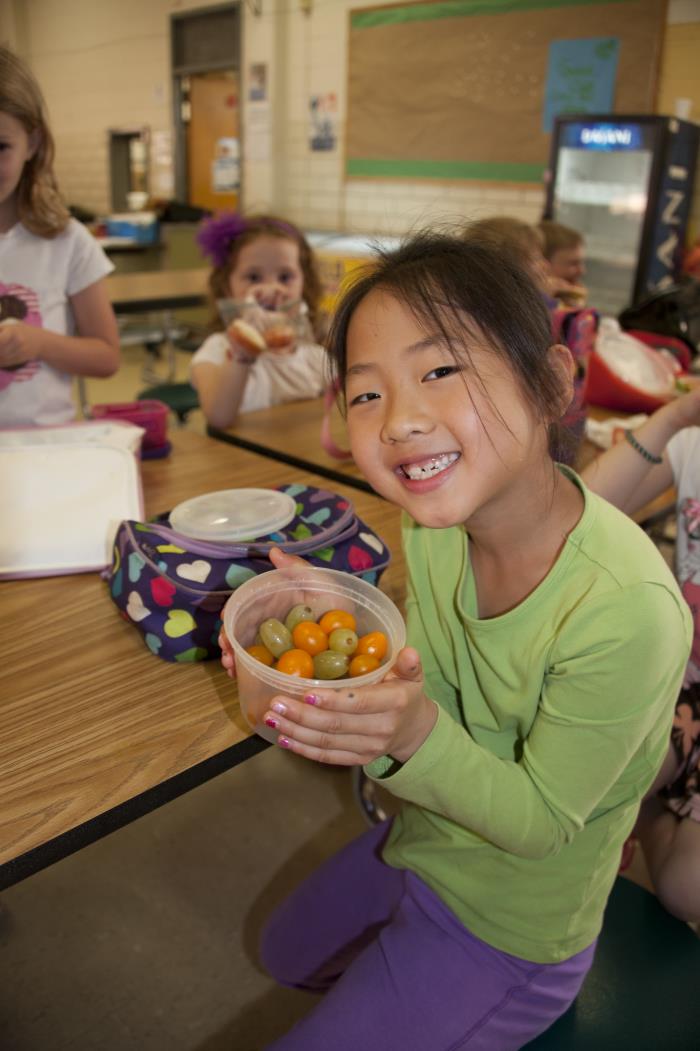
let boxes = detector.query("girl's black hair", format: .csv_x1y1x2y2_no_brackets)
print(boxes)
327,232,571,453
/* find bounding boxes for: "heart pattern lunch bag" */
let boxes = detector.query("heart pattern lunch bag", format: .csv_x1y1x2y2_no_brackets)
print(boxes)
106,483,391,662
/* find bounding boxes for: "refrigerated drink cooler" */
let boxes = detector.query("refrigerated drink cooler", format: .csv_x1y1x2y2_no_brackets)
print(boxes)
544,115,699,317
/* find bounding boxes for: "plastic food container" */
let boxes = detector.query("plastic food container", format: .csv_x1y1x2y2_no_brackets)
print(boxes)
91,400,169,450
216,297,312,348
223,566,406,743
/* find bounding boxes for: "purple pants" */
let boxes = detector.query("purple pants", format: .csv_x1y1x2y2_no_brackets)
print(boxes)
261,821,596,1051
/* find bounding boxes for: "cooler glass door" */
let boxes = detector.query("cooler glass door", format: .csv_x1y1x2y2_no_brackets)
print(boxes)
550,120,660,316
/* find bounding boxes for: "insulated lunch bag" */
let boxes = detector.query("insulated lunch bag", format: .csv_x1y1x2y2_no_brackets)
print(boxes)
106,483,391,662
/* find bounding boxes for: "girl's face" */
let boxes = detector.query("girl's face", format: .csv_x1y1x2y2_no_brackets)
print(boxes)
0,111,36,229
228,235,304,309
344,289,554,531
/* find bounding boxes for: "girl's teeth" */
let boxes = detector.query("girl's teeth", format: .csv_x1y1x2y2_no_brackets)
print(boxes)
402,453,458,480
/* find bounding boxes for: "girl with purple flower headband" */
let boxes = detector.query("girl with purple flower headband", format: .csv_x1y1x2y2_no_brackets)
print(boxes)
190,212,326,428
196,212,322,332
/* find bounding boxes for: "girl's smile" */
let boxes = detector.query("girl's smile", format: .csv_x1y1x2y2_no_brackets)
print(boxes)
393,450,461,490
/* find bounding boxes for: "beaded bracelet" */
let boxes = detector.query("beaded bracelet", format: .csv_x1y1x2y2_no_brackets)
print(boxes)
226,347,257,366
623,428,663,465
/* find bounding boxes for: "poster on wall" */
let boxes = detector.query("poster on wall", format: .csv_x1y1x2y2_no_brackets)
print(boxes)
542,37,619,133
309,93,338,152
211,137,240,192
248,63,267,102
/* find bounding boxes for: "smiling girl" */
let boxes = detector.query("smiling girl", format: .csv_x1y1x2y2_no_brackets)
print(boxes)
191,213,326,428
222,233,691,1050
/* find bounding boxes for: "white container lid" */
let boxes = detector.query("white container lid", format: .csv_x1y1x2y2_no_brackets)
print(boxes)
169,488,297,542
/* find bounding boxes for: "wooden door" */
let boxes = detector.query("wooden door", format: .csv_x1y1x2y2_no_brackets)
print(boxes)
186,71,240,213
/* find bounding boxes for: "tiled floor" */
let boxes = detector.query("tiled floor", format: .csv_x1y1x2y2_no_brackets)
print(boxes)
0,341,669,1050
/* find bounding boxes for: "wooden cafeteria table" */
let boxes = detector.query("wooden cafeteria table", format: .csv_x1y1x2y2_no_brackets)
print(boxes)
208,396,372,494
0,429,403,890
106,267,209,315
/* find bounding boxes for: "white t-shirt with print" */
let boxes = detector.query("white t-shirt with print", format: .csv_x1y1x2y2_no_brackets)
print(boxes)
667,426,700,684
0,219,113,426
190,331,327,414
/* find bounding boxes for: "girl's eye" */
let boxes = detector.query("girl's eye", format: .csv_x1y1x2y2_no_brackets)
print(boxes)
348,391,380,406
244,271,262,283
278,271,294,283
423,364,461,382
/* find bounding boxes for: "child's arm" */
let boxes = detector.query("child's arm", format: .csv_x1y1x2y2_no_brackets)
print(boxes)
191,319,272,428
581,385,700,514
0,278,120,376
191,352,255,430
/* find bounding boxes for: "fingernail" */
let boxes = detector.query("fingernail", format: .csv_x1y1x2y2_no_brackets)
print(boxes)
265,717,278,729
304,693,320,705
278,736,291,749
272,701,287,715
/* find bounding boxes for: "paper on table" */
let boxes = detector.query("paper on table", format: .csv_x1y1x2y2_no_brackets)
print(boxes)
0,422,144,579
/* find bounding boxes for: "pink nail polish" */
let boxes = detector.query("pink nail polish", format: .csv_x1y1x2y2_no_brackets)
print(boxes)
278,736,291,749
304,693,320,705
265,717,278,729
272,701,287,715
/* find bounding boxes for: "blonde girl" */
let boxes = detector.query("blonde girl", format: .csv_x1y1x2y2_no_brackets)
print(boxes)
0,45,119,426
191,213,326,428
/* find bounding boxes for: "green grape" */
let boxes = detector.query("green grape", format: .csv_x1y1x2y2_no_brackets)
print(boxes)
284,603,315,633
259,618,293,658
328,628,358,656
313,651,350,680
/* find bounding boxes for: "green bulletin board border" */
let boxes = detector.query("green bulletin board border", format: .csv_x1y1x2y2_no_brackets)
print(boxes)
346,158,546,181
350,0,635,30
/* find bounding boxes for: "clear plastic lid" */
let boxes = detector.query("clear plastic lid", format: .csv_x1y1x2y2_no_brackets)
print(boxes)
169,488,297,543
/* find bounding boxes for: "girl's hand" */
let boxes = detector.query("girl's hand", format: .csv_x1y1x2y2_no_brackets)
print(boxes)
250,285,286,312
218,547,310,678
0,321,43,368
668,381,700,431
262,647,438,766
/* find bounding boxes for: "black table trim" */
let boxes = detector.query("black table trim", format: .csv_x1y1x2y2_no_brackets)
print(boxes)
207,426,376,496
0,734,269,890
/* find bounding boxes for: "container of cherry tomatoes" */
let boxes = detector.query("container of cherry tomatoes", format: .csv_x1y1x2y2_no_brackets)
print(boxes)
222,566,405,743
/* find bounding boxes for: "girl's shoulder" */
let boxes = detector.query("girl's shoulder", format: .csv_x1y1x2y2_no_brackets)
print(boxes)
190,331,230,366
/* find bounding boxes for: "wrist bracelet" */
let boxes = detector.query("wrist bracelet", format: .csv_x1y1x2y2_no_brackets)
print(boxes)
623,428,663,465
228,349,257,366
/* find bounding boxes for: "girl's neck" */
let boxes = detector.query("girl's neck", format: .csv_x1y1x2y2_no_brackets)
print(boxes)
466,464,584,618
0,196,19,234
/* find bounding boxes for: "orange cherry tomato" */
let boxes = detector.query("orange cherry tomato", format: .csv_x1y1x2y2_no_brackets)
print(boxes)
292,620,329,657
246,644,274,667
318,609,357,635
275,648,314,677
349,654,381,677
355,631,388,661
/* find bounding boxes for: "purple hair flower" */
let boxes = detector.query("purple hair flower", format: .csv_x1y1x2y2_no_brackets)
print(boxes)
196,212,249,268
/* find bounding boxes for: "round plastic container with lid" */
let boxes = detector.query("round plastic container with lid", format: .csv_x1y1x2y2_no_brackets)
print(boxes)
169,488,297,543
223,566,405,743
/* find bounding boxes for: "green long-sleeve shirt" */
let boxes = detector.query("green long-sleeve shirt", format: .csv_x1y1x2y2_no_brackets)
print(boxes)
366,470,691,963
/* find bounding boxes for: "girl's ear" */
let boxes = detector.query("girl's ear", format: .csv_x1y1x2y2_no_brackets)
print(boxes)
548,342,575,418
27,129,41,160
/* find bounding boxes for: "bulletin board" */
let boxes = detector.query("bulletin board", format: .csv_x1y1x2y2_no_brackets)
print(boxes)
346,0,667,183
